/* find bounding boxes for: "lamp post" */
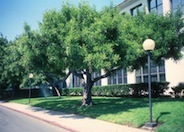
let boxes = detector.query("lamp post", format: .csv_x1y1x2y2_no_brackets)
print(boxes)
28,73,33,104
143,39,156,127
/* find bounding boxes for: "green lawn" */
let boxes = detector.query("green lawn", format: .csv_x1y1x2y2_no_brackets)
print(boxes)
10,96,184,132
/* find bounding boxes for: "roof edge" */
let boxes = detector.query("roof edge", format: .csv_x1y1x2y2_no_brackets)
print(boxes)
116,0,135,9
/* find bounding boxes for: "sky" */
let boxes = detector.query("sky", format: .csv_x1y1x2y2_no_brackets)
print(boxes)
0,0,124,41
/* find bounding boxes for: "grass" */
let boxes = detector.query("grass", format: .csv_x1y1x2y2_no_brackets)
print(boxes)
9,96,184,132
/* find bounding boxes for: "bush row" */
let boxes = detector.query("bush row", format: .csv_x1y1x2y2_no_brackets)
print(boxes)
1,82,169,99
0,88,52,99
62,82,169,98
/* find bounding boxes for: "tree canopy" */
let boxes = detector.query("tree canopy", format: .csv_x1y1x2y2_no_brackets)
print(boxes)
0,34,9,91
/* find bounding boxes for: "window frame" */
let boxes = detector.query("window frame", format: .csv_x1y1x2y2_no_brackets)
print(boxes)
92,72,101,86
131,4,143,16
148,0,163,14
170,0,184,13
136,61,166,83
72,74,82,87
108,69,127,85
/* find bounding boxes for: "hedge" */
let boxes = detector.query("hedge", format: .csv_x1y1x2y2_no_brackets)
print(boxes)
1,82,169,99
91,84,130,97
62,82,169,98
0,87,52,99
62,85,130,97
129,82,169,97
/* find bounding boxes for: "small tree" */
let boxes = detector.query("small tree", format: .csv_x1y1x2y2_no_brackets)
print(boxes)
172,82,184,98
0,34,9,97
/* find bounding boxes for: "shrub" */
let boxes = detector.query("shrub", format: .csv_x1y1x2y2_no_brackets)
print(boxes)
1,82,169,99
172,82,184,98
130,82,169,97
62,87,83,96
63,84,130,97
129,83,147,97
92,85,130,97
62,82,169,97
152,82,170,97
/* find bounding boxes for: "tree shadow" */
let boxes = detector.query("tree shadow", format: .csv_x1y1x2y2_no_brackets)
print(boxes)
153,97,184,103
156,112,171,124
26,97,180,124
30,97,149,119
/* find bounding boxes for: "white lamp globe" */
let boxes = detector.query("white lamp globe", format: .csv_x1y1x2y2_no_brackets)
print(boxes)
143,39,155,51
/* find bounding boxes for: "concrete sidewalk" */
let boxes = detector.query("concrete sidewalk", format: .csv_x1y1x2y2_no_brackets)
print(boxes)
0,101,151,132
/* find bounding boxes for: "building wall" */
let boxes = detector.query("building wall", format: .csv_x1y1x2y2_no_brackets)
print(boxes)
101,70,108,86
127,70,136,84
165,57,184,87
162,0,171,15
119,0,147,14
119,0,169,14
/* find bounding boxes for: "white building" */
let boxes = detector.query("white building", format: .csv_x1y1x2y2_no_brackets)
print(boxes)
66,0,184,90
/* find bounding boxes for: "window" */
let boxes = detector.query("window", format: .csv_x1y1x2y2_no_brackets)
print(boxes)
171,0,184,13
72,72,101,87
131,4,143,16
148,0,163,14
72,74,82,87
92,72,101,86
136,60,165,83
108,69,127,85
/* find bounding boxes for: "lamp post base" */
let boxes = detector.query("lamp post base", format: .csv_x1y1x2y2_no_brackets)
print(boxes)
144,122,157,128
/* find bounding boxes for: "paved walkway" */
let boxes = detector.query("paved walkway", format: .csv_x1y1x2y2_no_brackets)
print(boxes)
0,101,151,132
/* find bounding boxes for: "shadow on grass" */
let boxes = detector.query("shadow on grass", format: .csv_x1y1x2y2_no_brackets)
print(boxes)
153,97,184,103
30,97,184,119
7,96,184,131
156,112,171,124
30,97,149,119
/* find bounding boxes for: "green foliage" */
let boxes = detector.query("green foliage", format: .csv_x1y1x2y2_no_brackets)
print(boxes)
59,3,125,72
62,82,168,97
130,10,184,69
2,82,168,99
62,87,83,96
92,85,130,97
0,34,11,95
130,82,170,97
0,34,8,64
62,85,130,97
2,26,40,89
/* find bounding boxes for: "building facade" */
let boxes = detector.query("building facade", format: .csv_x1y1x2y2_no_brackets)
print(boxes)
117,0,184,89
66,0,184,90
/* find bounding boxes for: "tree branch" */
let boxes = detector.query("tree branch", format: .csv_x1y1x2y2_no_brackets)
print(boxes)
93,67,122,83
73,70,85,79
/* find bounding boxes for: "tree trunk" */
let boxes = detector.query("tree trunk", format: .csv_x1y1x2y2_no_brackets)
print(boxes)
82,83,93,106
54,87,61,98
82,70,93,106
50,76,62,98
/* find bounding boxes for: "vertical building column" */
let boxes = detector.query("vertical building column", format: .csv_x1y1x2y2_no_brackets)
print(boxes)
66,73,73,88
142,0,149,14
163,0,171,15
127,70,136,84
101,69,108,86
